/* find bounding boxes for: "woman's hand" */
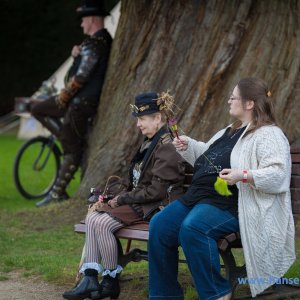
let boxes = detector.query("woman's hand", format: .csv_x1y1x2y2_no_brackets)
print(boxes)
108,196,120,209
172,136,189,151
219,169,243,185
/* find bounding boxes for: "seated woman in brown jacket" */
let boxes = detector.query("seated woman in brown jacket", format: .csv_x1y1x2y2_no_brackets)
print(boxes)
63,92,186,300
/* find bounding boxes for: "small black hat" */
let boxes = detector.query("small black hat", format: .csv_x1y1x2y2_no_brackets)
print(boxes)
76,0,109,18
131,92,160,117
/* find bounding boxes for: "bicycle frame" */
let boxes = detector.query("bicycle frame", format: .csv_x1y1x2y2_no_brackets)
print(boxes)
33,136,60,171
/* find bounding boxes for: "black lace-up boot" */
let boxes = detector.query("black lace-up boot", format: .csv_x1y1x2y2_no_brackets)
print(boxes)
97,274,120,299
63,269,101,300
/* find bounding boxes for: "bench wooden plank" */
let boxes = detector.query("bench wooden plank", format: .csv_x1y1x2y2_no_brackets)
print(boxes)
291,148,300,154
116,228,149,241
292,164,300,175
75,223,149,241
123,223,149,231
291,175,300,188
291,188,300,202
291,153,300,163
74,223,86,233
75,223,242,251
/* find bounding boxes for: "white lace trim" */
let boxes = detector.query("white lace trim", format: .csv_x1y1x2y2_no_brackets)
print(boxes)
102,265,123,278
79,262,103,274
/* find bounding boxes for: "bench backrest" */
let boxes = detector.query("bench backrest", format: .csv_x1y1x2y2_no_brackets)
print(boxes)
291,148,300,225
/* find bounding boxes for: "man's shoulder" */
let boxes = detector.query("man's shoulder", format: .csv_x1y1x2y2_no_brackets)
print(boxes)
83,36,109,48
82,30,112,49
92,29,112,44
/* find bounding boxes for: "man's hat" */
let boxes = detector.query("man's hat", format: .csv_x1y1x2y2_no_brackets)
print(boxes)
131,92,160,117
76,0,109,18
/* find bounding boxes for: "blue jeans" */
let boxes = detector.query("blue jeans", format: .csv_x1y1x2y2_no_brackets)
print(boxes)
148,200,239,300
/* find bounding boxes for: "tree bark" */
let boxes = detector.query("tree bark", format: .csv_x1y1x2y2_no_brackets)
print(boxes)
78,0,300,197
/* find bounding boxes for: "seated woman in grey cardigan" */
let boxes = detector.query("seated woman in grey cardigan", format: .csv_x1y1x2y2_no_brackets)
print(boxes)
148,77,295,300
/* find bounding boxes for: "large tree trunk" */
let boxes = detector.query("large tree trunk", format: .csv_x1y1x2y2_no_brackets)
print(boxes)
78,0,300,197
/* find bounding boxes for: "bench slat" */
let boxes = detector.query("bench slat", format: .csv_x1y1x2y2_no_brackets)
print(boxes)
292,164,300,175
75,223,149,241
291,196,300,215
291,188,300,201
291,148,300,154
291,175,300,188
124,223,149,231
74,223,86,233
291,153,300,163
116,228,149,241
75,223,241,251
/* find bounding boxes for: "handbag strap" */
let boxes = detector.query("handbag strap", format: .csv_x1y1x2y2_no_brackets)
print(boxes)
103,175,122,195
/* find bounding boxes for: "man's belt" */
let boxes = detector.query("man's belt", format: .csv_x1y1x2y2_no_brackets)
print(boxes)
72,97,99,107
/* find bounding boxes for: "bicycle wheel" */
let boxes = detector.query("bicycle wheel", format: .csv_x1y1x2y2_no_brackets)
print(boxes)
13,136,61,199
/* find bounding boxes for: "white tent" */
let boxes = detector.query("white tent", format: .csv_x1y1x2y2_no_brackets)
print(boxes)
18,2,121,139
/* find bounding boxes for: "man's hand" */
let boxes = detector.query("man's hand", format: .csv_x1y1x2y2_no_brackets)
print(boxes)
108,196,120,209
55,77,83,108
55,94,67,109
71,45,81,58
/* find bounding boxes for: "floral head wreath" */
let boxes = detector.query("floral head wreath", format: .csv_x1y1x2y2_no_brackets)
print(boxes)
156,91,181,139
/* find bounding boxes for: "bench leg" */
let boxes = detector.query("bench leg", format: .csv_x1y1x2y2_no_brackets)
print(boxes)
220,248,246,298
125,239,132,253
116,238,148,268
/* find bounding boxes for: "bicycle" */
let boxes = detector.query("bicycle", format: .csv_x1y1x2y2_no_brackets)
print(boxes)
13,133,62,200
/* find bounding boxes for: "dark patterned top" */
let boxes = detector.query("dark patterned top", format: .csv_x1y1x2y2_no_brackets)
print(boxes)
180,126,246,218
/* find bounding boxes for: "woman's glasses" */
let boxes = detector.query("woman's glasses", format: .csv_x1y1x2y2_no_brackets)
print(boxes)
228,95,241,101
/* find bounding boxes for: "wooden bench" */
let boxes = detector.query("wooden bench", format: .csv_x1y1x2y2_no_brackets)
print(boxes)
75,148,300,299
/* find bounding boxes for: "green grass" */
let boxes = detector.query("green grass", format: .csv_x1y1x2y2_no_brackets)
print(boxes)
0,135,33,210
0,134,83,285
0,134,299,300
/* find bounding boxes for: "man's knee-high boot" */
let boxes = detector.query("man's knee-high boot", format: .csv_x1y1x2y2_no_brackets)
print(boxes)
33,115,62,138
36,154,79,207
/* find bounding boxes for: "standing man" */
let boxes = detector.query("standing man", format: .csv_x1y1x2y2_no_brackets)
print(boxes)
32,0,112,207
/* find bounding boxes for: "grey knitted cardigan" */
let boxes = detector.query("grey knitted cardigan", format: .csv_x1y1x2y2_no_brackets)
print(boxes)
178,124,295,297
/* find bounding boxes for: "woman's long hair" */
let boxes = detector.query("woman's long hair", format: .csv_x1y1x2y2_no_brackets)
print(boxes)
231,77,277,136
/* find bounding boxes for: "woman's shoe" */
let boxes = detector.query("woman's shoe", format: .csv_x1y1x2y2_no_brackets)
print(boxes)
62,275,101,300
97,274,120,299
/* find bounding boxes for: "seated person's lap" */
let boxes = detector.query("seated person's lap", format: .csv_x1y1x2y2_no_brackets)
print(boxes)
150,200,239,243
180,203,239,241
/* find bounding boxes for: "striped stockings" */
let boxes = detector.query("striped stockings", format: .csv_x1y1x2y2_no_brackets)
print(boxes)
84,211,124,270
